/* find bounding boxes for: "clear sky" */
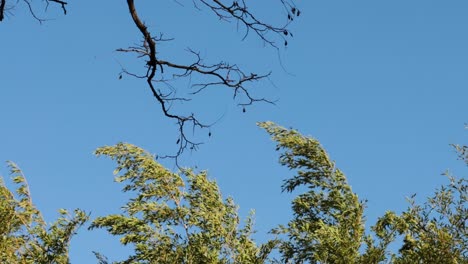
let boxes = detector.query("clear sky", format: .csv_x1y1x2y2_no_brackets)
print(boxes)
1,1,467,262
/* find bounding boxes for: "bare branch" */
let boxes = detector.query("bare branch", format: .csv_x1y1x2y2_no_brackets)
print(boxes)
2,0,298,161
0,0,67,22
23,0,45,23
48,0,67,15
198,0,298,48
0,0,5,21
126,0,211,161
123,0,298,160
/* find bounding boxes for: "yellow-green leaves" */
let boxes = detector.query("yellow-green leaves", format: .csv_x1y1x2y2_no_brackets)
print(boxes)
92,143,270,263
0,162,88,264
389,176,468,264
1,126,465,263
260,122,467,264
259,121,365,263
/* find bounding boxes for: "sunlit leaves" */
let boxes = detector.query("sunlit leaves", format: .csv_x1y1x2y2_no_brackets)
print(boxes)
0,162,88,264
259,121,467,264
91,143,271,263
0,125,466,263
259,121,365,263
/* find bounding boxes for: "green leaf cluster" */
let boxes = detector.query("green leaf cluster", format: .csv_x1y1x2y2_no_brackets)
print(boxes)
90,143,272,264
259,122,365,263
0,122,466,263
259,122,467,264
0,162,88,264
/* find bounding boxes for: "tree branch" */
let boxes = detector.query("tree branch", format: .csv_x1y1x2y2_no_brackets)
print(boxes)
48,0,67,15
199,0,298,47
0,0,67,23
0,0,5,21
123,0,298,160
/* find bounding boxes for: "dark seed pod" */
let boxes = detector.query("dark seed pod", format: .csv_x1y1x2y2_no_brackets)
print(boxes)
297,10,301,17
291,7,296,15
176,139,180,144
243,107,246,113
283,30,288,36
284,40,288,46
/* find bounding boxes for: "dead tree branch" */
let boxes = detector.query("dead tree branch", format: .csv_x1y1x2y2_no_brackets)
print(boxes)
1,0,299,162
198,0,298,47
0,0,5,21
126,0,208,162
0,0,67,22
124,0,299,160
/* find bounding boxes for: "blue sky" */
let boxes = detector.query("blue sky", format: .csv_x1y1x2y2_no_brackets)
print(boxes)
1,1,467,262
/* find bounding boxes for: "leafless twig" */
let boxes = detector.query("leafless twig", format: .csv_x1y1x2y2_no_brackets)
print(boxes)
124,0,299,161
0,0,67,22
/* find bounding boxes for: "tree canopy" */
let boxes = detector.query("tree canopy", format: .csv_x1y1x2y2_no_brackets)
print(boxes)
1,1,467,263
1,122,466,263
0,162,88,263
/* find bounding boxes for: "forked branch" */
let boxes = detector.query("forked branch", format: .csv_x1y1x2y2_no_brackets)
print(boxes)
198,0,298,47
0,0,67,22
124,0,299,160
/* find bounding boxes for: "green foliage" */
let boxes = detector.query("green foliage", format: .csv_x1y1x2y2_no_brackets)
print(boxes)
259,122,366,263
90,143,273,264
0,162,88,264
374,174,468,264
0,123,466,263
259,121,467,264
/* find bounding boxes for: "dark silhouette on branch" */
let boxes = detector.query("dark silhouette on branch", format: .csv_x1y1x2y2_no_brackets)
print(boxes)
124,0,299,160
1,0,300,161
0,0,67,22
